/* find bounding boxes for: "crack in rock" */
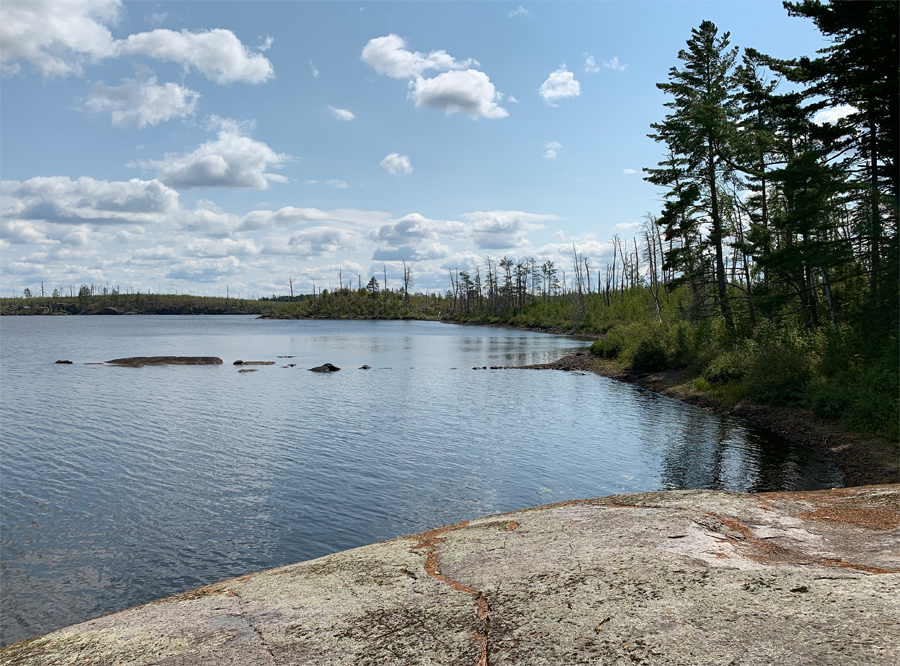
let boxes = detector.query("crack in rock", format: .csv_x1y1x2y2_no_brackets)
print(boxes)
409,522,491,666
228,586,277,665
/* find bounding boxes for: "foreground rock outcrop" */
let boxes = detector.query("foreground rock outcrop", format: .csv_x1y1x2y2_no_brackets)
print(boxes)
2,485,898,665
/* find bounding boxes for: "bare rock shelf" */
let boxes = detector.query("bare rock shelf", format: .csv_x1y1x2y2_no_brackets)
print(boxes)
2,485,898,665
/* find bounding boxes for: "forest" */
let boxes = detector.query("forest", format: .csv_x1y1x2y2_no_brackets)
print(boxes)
2,2,896,439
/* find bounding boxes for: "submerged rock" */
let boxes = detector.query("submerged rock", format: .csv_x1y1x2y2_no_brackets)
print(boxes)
309,363,340,373
241,361,276,366
5,485,897,665
106,356,223,367
54,360,73,364
238,368,258,373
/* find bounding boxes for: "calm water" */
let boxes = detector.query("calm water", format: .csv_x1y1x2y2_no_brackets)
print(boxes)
0,316,841,644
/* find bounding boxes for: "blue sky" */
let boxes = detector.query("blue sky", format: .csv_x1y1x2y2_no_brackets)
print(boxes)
0,1,828,296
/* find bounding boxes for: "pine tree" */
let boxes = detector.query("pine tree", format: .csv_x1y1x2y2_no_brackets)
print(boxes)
646,20,740,330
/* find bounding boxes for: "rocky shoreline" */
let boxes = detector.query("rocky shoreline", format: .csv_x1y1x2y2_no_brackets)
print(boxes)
512,352,899,487
2,485,897,665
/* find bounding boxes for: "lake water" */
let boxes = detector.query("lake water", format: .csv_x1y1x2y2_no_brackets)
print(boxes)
0,315,842,645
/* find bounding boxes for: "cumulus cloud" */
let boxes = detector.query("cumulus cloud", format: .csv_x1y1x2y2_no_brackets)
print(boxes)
507,95,519,103
0,0,120,77
166,256,240,282
362,34,506,119
0,0,274,84
1,176,180,226
83,76,199,128
584,54,600,73
813,104,857,125
276,227,363,257
463,210,559,250
326,179,348,189
410,70,508,118
257,35,274,52
361,34,476,79
380,153,413,176
622,168,637,175
327,106,355,121
132,116,292,189
539,66,580,106
508,6,532,18
368,212,463,261
116,29,274,84
237,206,330,232
543,141,561,160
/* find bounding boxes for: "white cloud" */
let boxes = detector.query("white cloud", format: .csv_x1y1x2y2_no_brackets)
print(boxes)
1,176,180,226
622,168,637,175
410,70,508,119
360,33,476,79
132,116,292,190
507,95,519,103
602,56,628,72
539,66,580,106
237,206,330,232
83,76,199,128
278,227,364,257
380,153,413,176
362,34,506,120
0,0,121,77
584,54,600,73
257,35,274,52
327,106,355,121
463,210,559,250
368,212,463,261
813,104,857,126
543,141,561,160
615,221,642,230
0,1,275,84
508,6,532,18
116,29,274,84
309,60,319,78
325,179,348,189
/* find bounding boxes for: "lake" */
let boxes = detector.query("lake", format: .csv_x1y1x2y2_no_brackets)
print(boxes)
0,316,842,645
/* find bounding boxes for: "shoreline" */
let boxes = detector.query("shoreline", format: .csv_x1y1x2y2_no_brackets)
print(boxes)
511,352,899,488
4,485,897,663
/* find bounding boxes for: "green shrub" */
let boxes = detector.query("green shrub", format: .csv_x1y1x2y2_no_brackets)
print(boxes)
702,346,752,384
630,339,668,372
590,330,625,358
744,343,812,406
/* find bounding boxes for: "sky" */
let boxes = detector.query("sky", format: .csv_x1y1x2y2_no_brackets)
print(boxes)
0,1,830,297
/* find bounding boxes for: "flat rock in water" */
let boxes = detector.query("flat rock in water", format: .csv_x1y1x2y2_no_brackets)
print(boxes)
4,485,897,665
360,365,371,370
54,360,73,364
241,361,276,366
238,368,258,373
309,363,340,373
106,356,223,367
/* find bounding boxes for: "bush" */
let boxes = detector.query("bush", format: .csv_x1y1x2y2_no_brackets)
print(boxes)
590,329,626,358
744,343,812,406
702,346,752,384
630,339,668,372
